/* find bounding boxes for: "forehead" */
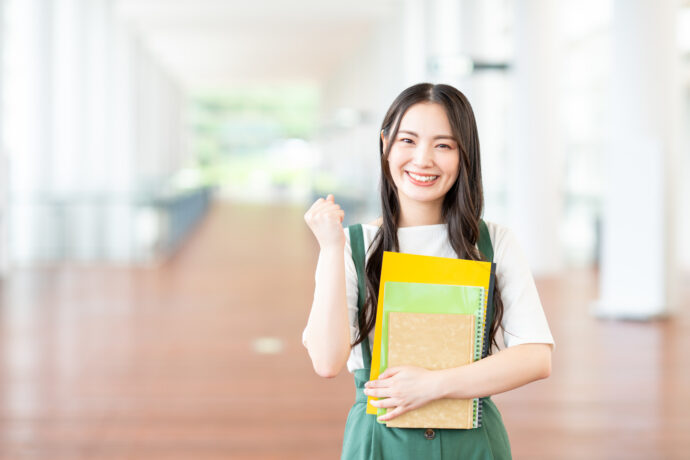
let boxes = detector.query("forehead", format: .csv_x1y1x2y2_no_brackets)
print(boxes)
398,102,452,135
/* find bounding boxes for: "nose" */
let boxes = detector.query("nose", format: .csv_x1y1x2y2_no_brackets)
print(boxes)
412,142,434,167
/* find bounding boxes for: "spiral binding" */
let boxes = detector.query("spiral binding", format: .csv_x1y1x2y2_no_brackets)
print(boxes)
476,262,497,428
473,288,484,362
471,287,487,428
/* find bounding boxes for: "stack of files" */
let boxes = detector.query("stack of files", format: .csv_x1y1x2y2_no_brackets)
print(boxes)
366,251,496,429
380,283,484,428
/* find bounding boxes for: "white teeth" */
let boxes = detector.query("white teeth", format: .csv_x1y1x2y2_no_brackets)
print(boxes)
408,172,439,182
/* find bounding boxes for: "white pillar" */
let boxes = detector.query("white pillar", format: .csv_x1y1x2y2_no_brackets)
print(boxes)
51,0,84,195
403,0,428,85
594,0,680,318
430,0,461,79
0,153,7,276
4,0,54,262
0,0,6,276
135,45,176,186
109,10,137,194
454,0,510,222
507,0,564,275
83,0,109,194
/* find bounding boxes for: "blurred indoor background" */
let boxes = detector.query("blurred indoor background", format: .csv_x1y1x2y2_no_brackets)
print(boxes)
0,0,688,459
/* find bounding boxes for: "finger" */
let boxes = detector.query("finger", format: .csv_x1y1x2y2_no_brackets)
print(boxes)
312,199,332,214
365,377,391,389
364,388,390,398
378,405,406,422
326,194,334,202
371,397,400,409
313,199,341,214
321,204,342,213
304,198,327,218
306,200,338,220
321,210,344,222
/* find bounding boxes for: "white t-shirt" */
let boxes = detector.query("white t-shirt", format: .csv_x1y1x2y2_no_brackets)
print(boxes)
302,221,555,373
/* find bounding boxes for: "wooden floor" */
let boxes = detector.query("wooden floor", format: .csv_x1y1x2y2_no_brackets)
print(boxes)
0,200,688,459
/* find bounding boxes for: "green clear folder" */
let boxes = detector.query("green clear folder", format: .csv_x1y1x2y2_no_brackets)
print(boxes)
377,281,485,427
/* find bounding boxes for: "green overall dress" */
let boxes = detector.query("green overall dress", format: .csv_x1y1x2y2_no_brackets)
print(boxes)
341,222,512,460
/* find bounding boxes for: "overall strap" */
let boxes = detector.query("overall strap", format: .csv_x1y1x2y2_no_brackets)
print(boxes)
478,219,496,359
348,224,372,369
478,219,494,263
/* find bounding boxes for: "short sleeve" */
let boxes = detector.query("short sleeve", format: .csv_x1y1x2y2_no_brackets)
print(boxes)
343,229,362,345
491,224,555,349
301,228,360,348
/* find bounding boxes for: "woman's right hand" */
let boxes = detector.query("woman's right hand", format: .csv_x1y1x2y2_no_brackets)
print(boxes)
304,194,345,249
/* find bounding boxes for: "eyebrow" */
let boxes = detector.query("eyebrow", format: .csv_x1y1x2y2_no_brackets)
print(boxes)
398,130,456,141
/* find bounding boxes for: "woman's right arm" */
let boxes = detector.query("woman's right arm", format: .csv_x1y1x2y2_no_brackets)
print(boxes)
302,194,351,378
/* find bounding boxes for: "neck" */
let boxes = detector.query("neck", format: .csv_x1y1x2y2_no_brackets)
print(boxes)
397,196,444,227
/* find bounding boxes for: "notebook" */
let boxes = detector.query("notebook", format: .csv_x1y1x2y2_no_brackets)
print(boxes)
376,282,485,428
366,251,495,423
385,311,475,428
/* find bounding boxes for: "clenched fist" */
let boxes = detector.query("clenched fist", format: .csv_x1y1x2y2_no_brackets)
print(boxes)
304,194,346,250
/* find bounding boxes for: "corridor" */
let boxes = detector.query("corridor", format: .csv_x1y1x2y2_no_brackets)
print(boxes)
1,200,688,459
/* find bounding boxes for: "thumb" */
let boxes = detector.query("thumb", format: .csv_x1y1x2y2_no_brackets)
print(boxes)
326,194,334,202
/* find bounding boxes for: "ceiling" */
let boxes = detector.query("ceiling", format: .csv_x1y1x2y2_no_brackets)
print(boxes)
115,0,402,90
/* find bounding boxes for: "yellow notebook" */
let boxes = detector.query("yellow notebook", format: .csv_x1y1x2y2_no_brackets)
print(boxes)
366,251,494,415
386,312,475,428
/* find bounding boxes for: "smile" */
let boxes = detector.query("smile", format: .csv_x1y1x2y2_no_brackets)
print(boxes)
405,171,440,185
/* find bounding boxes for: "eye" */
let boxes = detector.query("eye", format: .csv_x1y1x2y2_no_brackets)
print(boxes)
437,144,453,149
398,138,414,144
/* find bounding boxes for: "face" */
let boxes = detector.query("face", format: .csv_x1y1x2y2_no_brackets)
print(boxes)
382,102,460,211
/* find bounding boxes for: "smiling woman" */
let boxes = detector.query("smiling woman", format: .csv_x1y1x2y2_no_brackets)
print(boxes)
302,83,554,460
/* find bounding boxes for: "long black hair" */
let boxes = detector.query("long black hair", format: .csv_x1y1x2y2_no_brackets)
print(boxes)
352,82,504,354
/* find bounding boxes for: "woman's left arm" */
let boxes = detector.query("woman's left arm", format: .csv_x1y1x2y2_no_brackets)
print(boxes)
365,342,552,421
436,342,552,400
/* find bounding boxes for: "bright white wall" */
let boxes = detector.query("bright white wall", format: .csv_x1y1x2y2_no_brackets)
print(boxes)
316,0,690,282
595,0,682,317
681,82,690,272
1,0,190,264
680,10,690,273
0,0,6,277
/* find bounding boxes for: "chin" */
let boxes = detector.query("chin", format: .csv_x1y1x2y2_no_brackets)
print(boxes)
401,187,446,203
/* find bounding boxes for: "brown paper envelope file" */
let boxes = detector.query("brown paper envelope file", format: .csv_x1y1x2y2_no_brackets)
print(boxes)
386,311,475,429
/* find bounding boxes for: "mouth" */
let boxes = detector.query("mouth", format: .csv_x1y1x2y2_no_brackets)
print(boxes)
405,170,440,186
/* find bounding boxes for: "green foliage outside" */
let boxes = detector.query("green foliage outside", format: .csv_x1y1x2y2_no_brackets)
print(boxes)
188,84,321,191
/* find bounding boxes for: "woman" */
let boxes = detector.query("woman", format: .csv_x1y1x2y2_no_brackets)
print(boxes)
302,82,554,459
